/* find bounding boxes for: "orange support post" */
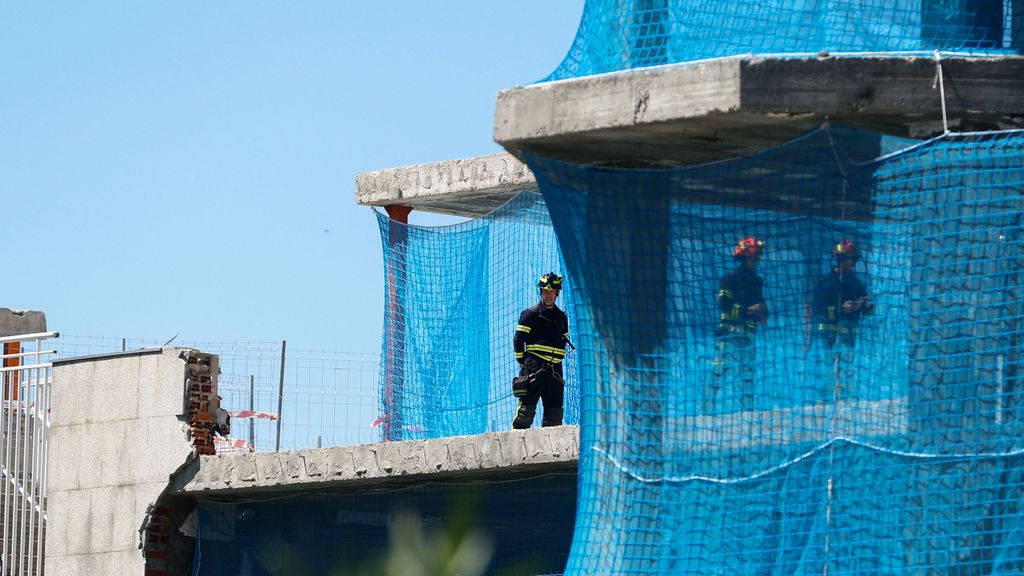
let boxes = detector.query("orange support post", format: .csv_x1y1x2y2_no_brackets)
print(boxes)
382,204,412,441
2,342,19,401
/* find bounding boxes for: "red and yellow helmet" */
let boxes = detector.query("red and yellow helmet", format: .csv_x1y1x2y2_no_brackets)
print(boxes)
733,237,766,259
833,240,860,261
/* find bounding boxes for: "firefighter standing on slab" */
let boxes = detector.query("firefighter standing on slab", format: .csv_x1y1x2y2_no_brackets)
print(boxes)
512,272,570,429
705,237,768,411
812,240,874,399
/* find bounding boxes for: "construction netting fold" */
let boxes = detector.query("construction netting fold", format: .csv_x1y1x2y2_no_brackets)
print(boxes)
521,124,1024,574
376,192,579,441
545,0,1023,81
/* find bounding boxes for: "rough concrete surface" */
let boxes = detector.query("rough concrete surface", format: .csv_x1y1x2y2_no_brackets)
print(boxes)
175,425,579,495
355,152,536,217
0,307,46,337
45,348,195,576
356,57,1024,218
494,56,1024,167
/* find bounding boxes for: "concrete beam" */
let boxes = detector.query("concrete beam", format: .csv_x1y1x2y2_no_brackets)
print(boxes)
0,307,46,337
494,56,1024,167
355,153,537,218
174,425,578,496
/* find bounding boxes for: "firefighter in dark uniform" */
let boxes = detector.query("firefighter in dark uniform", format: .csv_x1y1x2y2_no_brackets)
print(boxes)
812,240,873,398
705,237,768,411
512,272,570,429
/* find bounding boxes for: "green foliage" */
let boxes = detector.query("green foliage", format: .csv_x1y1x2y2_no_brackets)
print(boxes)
238,491,551,575
336,492,498,576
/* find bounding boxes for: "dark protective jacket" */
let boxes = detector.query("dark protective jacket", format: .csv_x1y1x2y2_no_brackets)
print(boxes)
812,269,872,328
514,302,569,364
717,267,768,336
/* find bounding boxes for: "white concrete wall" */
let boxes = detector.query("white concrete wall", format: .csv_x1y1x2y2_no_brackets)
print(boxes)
44,348,194,576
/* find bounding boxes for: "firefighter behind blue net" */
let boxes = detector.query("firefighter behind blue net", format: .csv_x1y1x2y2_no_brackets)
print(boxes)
812,240,874,400
512,272,570,429
705,237,768,412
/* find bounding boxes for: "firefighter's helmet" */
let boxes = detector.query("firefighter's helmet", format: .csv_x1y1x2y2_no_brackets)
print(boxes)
538,272,563,292
833,240,860,261
733,237,766,260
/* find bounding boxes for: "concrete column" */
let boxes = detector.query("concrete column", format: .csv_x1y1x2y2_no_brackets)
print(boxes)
0,308,46,338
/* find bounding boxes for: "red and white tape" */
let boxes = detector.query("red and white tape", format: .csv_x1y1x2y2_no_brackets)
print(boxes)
228,410,278,421
370,417,426,433
214,437,254,452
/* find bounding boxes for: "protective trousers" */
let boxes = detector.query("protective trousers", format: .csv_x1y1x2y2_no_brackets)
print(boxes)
706,334,755,411
513,355,564,429
818,322,857,401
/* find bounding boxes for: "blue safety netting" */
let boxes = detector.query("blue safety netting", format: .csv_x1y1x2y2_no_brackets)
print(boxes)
545,0,1023,81
191,472,577,575
519,124,1024,574
376,192,580,441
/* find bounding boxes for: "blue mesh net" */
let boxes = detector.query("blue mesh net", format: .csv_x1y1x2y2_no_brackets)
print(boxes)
376,193,580,440
518,124,1024,574
545,0,1024,81
191,472,577,575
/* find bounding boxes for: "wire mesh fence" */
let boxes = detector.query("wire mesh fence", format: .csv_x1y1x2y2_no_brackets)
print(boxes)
55,335,381,451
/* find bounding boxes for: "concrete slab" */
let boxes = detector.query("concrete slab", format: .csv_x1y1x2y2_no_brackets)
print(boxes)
65,489,93,556
45,489,70,558
87,486,119,552
136,348,185,418
97,420,134,487
174,425,579,496
494,56,1024,167
355,152,536,217
93,355,140,423
0,307,46,337
49,359,96,427
44,550,138,576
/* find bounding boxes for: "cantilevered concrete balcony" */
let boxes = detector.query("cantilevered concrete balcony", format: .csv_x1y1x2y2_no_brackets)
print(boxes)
355,153,536,218
494,56,1024,167
357,56,1024,218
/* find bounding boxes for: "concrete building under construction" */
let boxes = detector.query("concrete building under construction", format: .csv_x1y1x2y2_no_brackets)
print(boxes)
4,2,1024,574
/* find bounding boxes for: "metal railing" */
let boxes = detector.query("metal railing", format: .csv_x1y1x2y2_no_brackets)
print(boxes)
0,331,58,576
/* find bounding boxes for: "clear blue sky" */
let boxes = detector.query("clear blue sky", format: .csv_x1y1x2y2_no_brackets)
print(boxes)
1,2,584,353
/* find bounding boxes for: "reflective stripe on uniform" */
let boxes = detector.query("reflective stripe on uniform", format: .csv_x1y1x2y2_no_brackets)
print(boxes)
525,351,564,364
718,324,755,336
818,322,855,335
516,325,532,333
525,344,566,356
